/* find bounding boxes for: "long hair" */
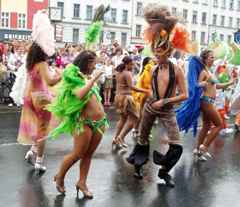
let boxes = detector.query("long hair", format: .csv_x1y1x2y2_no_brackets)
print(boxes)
115,56,133,72
73,50,96,74
140,57,151,75
200,49,212,66
26,42,48,70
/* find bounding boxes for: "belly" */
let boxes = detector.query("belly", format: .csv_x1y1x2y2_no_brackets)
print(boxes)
203,84,216,98
82,96,105,120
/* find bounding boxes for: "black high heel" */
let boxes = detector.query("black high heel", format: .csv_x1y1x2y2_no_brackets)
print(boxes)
76,184,93,199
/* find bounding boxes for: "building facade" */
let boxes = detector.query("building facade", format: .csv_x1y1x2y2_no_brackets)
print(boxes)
0,0,48,41
131,0,240,47
49,0,132,47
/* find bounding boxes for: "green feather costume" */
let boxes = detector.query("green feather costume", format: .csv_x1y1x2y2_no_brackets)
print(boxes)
48,64,108,138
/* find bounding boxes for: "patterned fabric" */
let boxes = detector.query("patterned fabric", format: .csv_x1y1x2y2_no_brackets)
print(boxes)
17,65,52,145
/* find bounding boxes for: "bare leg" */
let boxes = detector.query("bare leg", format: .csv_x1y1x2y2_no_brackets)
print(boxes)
113,115,127,143
196,110,211,149
118,114,138,143
55,126,92,191
104,89,107,105
77,130,103,192
107,89,111,104
202,103,222,148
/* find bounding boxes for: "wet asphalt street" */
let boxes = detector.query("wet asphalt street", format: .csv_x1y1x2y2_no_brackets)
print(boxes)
0,106,240,207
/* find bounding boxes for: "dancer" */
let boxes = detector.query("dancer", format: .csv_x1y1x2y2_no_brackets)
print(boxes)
17,11,61,172
112,56,150,148
48,50,108,198
177,50,235,161
132,57,154,138
127,4,189,186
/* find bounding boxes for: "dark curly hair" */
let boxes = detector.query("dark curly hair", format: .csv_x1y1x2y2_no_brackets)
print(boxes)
116,56,133,72
73,50,97,74
26,42,48,70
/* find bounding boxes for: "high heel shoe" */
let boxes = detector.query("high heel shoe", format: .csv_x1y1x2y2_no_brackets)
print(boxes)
54,175,66,194
76,183,93,199
112,137,123,149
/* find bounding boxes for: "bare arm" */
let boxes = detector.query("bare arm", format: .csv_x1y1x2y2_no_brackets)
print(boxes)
216,79,235,89
39,62,61,86
198,70,208,88
125,71,149,94
73,71,103,99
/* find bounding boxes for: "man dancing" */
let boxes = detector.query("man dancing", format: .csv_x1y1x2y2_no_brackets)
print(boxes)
127,4,189,187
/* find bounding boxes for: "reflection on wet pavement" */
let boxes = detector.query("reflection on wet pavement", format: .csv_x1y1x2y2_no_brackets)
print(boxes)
1,109,240,207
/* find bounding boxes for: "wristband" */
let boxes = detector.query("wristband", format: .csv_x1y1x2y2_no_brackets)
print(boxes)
163,98,170,105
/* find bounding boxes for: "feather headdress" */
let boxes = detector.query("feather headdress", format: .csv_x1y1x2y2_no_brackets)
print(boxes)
31,10,55,56
143,4,197,54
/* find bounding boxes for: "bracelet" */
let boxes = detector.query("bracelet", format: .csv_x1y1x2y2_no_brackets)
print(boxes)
162,98,170,105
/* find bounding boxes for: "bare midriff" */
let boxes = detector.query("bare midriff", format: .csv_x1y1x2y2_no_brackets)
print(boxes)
202,71,216,99
115,71,131,95
81,95,105,121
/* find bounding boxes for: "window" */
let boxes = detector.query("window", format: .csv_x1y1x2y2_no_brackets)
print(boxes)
192,31,197,41
192,10,198,24
1,12,9,28
73,4,80,18
110,32,116,43
136,2,143,16
110,8,117,23
221,0,226,8
193,0,199,3
183,9,188,22
221,15,225,26
238,1,240,10
86,5,93,20
136,24,142,37
18,13,26,28
202,12,207,25
213,14,217,25
228,35,232,43
220,34,224,41
201,32,206,44
202,0,208,5
172,7,177,16
237,18,240,28
121,32,127,47
229,0,234,10
229,17,233,27
57,2,64,18
72,28,79,43
213,0,218,7
122,10,128,24
211,33,217,40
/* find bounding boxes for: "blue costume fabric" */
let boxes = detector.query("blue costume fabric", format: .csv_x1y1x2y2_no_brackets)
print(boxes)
175,56,204,136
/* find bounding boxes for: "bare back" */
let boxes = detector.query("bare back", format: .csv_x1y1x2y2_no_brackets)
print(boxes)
115,70,132,95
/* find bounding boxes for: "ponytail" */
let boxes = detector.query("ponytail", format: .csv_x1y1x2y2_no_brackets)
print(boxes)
115,56,133,72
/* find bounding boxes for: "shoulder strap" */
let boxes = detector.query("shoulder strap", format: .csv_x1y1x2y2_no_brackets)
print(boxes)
164,61,176,99
151,65,160,100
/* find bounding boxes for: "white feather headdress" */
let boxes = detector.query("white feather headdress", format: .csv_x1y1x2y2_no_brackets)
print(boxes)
32,10,55,56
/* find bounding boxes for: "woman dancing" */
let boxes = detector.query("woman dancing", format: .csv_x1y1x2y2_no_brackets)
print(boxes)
112,56,150,148
177,50,235,161
18,11,61,172
49,50,108,198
